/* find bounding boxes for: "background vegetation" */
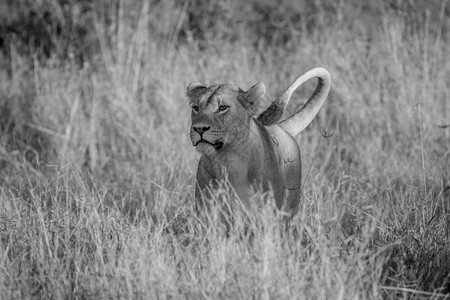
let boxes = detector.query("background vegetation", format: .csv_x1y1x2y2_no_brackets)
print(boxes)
0,0,449,298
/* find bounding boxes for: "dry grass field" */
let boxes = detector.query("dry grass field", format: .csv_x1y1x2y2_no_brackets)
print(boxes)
0,0,449,299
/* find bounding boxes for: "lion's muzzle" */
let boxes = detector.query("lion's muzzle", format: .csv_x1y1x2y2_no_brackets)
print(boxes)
190,123,225,153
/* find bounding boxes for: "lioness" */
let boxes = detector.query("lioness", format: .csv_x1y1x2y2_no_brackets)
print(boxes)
188,67,331,219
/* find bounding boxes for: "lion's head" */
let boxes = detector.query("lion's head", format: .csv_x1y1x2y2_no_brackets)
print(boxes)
187,81,266,156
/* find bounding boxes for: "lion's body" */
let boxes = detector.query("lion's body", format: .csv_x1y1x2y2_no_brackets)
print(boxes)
195,121,301,214
188,67,331,218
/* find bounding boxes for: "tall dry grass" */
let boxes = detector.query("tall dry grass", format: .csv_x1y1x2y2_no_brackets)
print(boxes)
0,0,449,299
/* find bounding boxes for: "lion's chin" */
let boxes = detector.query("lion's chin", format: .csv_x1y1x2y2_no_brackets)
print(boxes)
195,140,224,156
195,142,216,156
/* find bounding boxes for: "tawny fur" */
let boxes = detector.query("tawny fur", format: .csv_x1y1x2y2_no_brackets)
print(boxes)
188,67,331,218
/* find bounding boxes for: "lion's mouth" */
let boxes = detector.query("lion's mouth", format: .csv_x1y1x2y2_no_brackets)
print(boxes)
213,141,224,150
195,139,224,151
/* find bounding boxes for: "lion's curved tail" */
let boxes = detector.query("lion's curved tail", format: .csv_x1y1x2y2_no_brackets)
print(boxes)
278,67,331,136
257,67,331,136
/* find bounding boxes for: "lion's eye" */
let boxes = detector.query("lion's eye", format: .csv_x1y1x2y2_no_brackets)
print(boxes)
192,105,199,113
217,105,229,112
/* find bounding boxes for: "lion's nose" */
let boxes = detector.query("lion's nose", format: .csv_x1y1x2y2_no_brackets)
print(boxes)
192,125,210,135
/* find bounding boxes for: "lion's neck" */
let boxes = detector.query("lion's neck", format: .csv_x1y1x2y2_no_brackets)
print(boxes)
200,119,265,181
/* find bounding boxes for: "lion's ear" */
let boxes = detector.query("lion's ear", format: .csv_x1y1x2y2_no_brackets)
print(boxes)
187,81,207,101
241,82,266,115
